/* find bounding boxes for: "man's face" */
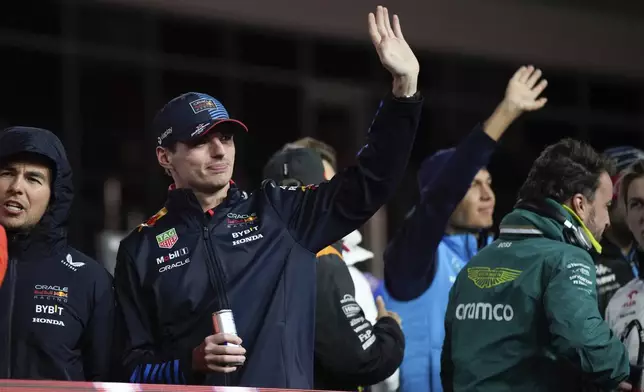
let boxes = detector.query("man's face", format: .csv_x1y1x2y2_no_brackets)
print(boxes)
157,130,235,193
578,171,613,241
625,176,644,248
322,159,336,180
0,161,52,231
607,174,631,240
449,169,495,230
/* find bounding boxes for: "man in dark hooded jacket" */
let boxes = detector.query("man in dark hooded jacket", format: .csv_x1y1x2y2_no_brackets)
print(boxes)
0,126,116,381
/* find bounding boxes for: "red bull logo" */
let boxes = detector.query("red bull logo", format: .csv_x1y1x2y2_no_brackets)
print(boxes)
33,285,69,302
226,212,258,226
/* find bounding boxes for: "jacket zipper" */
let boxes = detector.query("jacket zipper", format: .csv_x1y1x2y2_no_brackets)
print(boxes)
202,226,230,386
202,227,229,308
6,258,16,378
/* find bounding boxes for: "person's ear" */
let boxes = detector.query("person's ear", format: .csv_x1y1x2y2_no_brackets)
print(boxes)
570,193,589,221
156,146,173,176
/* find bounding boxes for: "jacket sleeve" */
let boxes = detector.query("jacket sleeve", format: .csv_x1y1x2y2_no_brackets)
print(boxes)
544,254,630,390
441,288,455,392
384,125,497,301
81,268,117,381
113,244,195,384
266,94,422,254
315,249,405,387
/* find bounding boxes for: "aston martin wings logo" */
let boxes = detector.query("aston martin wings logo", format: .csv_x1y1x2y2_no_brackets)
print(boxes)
467,267,522,289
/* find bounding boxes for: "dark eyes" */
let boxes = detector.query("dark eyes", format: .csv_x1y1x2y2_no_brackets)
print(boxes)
219,133,233,142
0,171,43,185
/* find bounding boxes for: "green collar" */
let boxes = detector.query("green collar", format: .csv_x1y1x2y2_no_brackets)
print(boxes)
499,198,602,254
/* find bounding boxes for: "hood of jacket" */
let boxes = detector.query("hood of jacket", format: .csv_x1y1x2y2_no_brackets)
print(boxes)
0,126,73,258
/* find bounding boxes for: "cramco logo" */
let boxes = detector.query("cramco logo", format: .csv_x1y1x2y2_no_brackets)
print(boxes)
455,302,514,321
157,247,189,264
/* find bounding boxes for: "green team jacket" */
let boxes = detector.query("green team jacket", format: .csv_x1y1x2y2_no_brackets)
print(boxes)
441,199,629,392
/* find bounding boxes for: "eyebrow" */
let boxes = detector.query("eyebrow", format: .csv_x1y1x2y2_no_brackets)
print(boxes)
628,196,644,204
1,167,49,181
26,170,48,181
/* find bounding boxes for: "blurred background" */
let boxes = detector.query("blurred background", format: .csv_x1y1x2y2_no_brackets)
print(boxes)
2,0,643,276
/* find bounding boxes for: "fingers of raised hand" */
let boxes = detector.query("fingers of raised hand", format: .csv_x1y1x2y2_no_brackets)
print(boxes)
518,65,534,84
384,7,396,37
376,6,388,39
368,13,380,45
392,15,404,40
532,79,548,96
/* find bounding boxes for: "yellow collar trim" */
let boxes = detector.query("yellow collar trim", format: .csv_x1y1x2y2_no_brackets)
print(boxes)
561,204,603,254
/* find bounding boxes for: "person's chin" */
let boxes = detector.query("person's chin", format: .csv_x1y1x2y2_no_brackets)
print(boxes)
476,216,494,229
0,217,27,231
204,174,232,189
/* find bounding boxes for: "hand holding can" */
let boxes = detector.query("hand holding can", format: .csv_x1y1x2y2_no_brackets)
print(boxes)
212,310,245,367
191,310,246,373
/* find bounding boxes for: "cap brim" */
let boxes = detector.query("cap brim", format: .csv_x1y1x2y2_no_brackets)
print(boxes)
206,119,248,134
179,119,248,145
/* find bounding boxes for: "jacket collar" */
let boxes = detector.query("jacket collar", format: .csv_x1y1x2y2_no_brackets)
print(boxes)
499,198,601,251
165,182,243,223
499,199,569,243
442,233,491,261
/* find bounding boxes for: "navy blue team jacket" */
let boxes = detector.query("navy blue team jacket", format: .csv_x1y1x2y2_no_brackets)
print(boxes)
0,127,116,380
114,94,422,388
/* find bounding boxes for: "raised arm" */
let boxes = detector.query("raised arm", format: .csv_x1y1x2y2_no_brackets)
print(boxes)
266,6,422,253
385,66,549,300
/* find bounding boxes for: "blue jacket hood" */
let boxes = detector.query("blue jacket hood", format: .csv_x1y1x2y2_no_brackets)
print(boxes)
0,126,73,255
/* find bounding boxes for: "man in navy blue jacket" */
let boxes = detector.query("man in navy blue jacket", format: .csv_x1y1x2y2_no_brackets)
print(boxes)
114,6,421,388
380,66,549,392
0,127,116,381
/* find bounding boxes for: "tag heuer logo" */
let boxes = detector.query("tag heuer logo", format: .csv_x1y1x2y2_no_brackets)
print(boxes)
156,228,178,249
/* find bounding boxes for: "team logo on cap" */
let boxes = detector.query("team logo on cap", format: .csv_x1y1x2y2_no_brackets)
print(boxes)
156,228,179,249
192,122,210,137
158,127,173,145
190,98,218,114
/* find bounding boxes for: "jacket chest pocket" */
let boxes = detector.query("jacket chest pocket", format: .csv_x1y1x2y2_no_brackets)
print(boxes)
153,243,218,323
23,298,84,350
213,222,276,280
